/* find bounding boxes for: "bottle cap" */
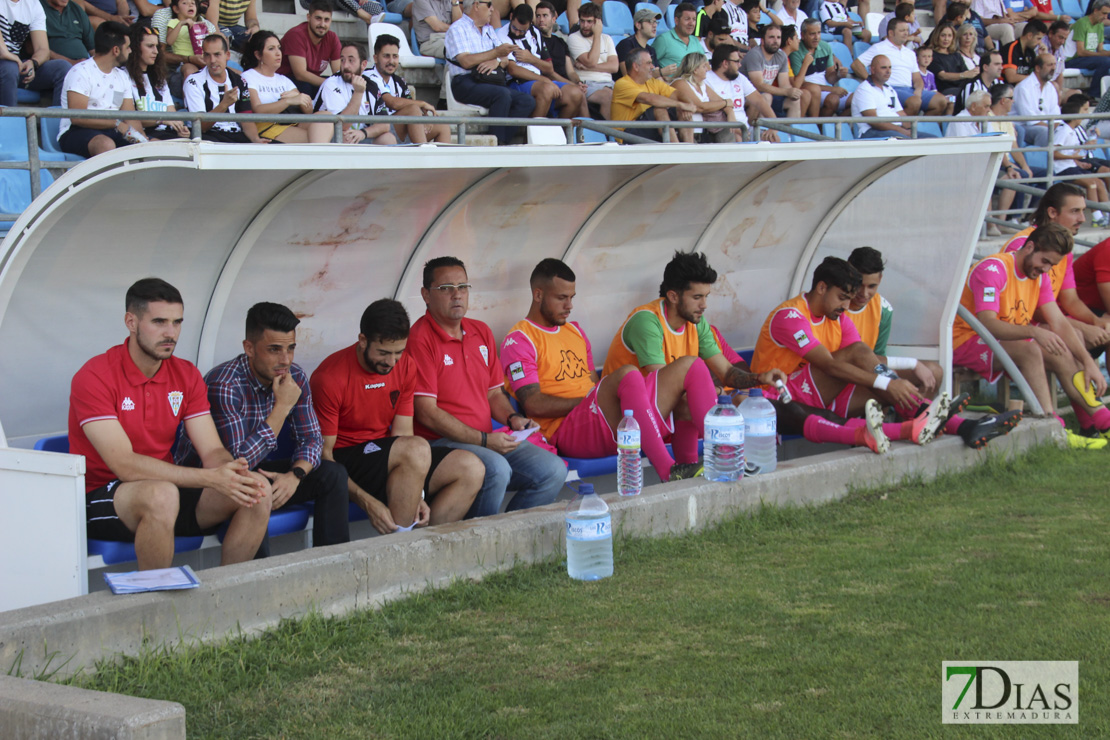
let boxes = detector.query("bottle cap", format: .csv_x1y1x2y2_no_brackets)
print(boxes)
749,388,763,397
579,483,595,495
623,409,634,416
717,394,731,404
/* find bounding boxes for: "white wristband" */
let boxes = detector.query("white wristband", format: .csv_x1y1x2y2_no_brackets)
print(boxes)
873,374,891,391
886,356,918,371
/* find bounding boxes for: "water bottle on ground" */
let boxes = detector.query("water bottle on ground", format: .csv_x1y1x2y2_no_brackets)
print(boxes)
703,394,744,482
739,388,777,474
565,483,613,581
616,409,642,496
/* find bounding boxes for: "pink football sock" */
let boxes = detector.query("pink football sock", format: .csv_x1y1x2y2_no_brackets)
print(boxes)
617,370,675,481
671,419,699,464
803,415,858,445
1091,406,1110,432
682,358,718,436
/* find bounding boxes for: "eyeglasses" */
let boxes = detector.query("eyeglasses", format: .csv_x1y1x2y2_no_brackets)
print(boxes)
433,283,472,294
727,57,741,63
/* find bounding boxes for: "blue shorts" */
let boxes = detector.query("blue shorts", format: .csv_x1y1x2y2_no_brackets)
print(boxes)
892,85,936,110
509,78,569,116
59,126,129,158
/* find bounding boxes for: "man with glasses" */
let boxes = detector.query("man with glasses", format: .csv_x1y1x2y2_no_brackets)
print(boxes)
445,0,534,145
616,7,675,80
705,43,777,140
410,257,566,519
1012,51,1059,147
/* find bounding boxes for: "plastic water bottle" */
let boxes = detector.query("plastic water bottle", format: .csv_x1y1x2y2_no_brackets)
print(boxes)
616,409,642,496
739,389,777,474
703,394,744,482
565,483,613,580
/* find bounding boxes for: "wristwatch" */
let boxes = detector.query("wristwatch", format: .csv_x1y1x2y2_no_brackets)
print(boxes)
292,467,307,480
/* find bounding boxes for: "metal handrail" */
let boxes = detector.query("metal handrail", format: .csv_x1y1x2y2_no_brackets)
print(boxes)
956,304,1046,417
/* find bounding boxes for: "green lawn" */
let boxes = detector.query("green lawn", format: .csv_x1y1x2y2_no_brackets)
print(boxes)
76,444,1110,739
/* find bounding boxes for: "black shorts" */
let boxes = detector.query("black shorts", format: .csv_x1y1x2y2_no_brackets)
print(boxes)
85,480,218,541
59,126,129,158
202,128,252,143
332,437,454,504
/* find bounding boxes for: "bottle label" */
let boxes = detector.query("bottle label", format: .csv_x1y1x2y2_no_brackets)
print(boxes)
567,514,611,541
746,417,776,436
617,430,640,449
707,426,743,445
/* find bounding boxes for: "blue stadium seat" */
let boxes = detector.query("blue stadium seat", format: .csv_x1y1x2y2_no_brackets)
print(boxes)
16,89,40,105
790,122,825,141
575,117,612,142
0,169,55,217
558,11,569,33
40,109,85,161
1061,0,1084,17
635,2,665,26
836,77,860,94
828,40,853,68
603,0,634,35
383,11,403,23
853,39,871,57
759,10,771,24
1024,148,1048,172
1051,0,1063,13
821,33,836,43
666,4,677,28
916,120,943,138
0,116,72,163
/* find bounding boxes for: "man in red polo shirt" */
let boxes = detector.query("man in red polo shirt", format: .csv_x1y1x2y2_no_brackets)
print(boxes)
68,278,272,570
410,256,567,518
277,0,342,96
310,298,482,533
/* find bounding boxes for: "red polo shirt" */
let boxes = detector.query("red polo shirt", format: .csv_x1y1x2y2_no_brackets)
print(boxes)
407,311,501,440
309,343,416,448
68,339,210,492
276,23,341,79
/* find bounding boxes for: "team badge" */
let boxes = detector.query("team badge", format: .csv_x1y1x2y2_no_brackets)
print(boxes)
509,361,525,381
983,287,996,302
443,354,454,366
479,345,489,365
363,442,381,454
793,330,810,348
167,390,184,417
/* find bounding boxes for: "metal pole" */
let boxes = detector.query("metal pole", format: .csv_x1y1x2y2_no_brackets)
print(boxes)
956,304,1046,416
25,115,41,198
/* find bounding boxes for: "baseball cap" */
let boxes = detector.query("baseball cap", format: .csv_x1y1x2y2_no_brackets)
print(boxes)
634,8,663,22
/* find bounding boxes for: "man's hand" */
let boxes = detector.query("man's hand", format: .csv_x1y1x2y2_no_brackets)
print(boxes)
167,120,190,137
887,378,920,408
272,372,302,410
209,458,267,506
220,86,240,108
1077,319,1110,348
1083,358,1109,397
1032,326,1068,356
787,87,802,100
476,58,500,73
761,129,780,142
757,369,788,387
508,414,537,432
677,100,697,113
911,363,937,395
495,42,521,58
343,127,364,143
260,469,300,509
660,63,677,78
19,59,34,83
485,431,520,454
415,499,431,527
361,495,399,535
352,74,367,94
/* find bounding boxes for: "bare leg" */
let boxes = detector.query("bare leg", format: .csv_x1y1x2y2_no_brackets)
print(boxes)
425,449,483,524
113,480,179,570
385,436,430,528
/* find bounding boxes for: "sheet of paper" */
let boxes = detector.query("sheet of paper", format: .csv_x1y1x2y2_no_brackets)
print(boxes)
104,565,201,594
510,426,538,442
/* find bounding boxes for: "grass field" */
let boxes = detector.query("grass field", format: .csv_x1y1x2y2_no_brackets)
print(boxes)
74,444,1109,739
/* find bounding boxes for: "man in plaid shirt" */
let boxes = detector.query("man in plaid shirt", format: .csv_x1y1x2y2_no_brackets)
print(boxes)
177,302,350,552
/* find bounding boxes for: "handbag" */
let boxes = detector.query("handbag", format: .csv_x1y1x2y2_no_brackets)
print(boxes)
469,66,509,86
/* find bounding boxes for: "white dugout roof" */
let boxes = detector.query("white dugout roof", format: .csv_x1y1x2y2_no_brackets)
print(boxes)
0,138,1009,447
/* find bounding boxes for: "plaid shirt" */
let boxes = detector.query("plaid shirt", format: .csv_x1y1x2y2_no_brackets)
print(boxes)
445,13,506,78
176,353,323,469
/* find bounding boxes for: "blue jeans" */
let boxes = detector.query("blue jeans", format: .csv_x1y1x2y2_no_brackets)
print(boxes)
1066,55,1110,96
0,58,69,107
431,438,566,518
450,73,536,145
892,84,937,111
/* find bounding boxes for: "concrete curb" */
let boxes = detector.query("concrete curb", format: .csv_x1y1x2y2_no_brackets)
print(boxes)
0,419,1064,738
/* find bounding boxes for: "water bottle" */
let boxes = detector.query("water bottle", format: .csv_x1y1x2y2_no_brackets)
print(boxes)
565,483,613,581
739,388,777,474
616,409,642,496
703,394,744,482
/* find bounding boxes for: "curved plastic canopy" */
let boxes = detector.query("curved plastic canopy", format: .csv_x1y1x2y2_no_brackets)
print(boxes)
0,138,1009,446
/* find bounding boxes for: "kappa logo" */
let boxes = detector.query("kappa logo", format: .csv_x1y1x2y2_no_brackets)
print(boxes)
785,310,803,320
504,337,517,347
121,396,135,411
800,379,813,396
793,329,810,348
980,351,989,364
555,349,590,382
986,263,1000,273
443,354,454,366
364,382,385,390
167,391,184,417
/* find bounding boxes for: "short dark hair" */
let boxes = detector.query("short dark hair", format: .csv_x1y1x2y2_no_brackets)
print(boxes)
627,47,652,67
422,256,467,289
578,2,601,19
1031,182,1086,226
660,251,717,297
1027,222,1073,256
1048,19,1070,34
242,30,279,71
1061,93,1090,115
945,2,969,20
308,0,333,14
887,17,907,35
94,21,129,55
530,258,576,287
989,81,1013,105
1023,18,1047,36
511,3,533,23
781,24,797,44
810,256,862,293
245,302,300,341
985,49,1002,66
894,2,914,18
374,34,399,54
126,277,182,315
203,33,229,52
536,0,556,13
741,0,761,11
360,299,410,343
675,2,697,18
711,42,738,70
344,41,368,63
847,246,885,276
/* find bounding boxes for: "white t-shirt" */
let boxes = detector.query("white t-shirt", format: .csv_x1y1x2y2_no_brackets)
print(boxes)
1052,124,1085,174
314,72,372,117
567,30,616,84
855,39,916,88
945,109,983,138
184,66,246,133
721,1,748,44
851,79,902,134
130,73,173,113
59,57,133,137
1,0,46,55
705,68,756,117
775,6,807,28
1012,74,1060,118
241,67,297,106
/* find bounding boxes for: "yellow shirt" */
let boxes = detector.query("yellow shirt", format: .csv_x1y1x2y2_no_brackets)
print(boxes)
612,76,676,121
